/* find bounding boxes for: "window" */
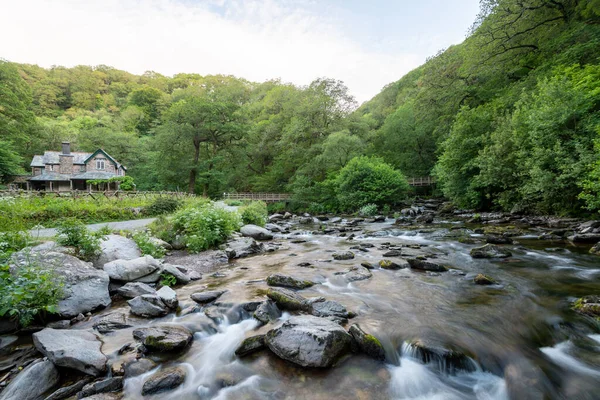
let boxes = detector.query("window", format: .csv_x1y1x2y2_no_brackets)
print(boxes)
96,158,105,170
80,165,86,172
48,165,54,171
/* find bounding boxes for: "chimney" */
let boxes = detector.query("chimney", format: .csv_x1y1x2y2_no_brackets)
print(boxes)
59,142,73,174
61,142,71,155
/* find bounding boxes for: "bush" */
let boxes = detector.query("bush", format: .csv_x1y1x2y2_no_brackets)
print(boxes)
359,204,378,217
0,261,64,327
335,156,410,211
0,230,31,263
145,197,182,216
239,201,268,227
56,219,104,261
132,231,166,258
160,272,177,287
173,203,241,253
224,199,243,206
267,202,287,214
149,215,176,244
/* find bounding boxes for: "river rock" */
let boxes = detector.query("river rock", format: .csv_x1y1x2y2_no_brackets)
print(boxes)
309,299,350,322
379,259,408,269
265,315,352,367
161,263,191,284
266,273,315,289
470,244,512,258
116,282,156,298
103,255,160,282
190,290,226,304
93,312,132,334
348,324,385,360
473,274,496,285
572,295,600,317
157,286,178,309
0,359,59,400
383,249,403,257
332,251,355,260
240,224,273,240
33,328,107,376
361,261,377,270
405,340,475,374
265,223,283,232
269,214,284,222
567,233,600,243
225,237,265,259
334,266,372,281
590,242,600,255
123,358,157,378
235,334,266,357
45,377,93,400
10,251,111,318
127,294,169,317
94,234,141,268
266,288,308,311
253,299,282,324
133,325,193,352
78,377,123,398
79,394,123,400
142,366,187,395
407,258,448,272
150,237,172,250
485,235,513,244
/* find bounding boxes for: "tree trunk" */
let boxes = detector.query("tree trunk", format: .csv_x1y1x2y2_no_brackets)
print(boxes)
189,136,201,194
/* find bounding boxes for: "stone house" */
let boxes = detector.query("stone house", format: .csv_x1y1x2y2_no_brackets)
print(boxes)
28,142,127,191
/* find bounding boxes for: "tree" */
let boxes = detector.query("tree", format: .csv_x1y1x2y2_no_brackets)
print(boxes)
0,140,24,182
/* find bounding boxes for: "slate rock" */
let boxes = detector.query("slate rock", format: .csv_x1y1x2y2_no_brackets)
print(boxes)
470,244,512,259
116,282,156,299
235,334,266,357
349,324,385,360
93,312,132,334
156,286,178,309
190,290,226,304
127,294,169,318
266,288,308,311
0,359,59,400
103,255,160,282
141,366,187,395
94,234,141,268
332,251,355,260
407,258,448,272
266,273,315,289
240,225,273,240
132,325,193,352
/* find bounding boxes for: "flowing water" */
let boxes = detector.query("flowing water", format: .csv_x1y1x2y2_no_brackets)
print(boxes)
83,219,600,399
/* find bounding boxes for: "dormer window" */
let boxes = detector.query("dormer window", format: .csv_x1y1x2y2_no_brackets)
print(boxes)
96,158,106,170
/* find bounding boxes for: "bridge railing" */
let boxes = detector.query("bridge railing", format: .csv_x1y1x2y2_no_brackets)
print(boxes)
407,176,436,187
223,193,291,202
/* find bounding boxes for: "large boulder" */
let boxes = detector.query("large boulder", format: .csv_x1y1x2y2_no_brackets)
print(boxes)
128,294,169,317
225,238,265,259
142,366,187,395
309,299,351,322
240,225,273,240
103,255,160,282
33,328,107,376
266,273,315,289
133,325,193,352
116,282,156,299
0,359,59,400
94,234,141,268
407,258,448,272
470,244,512,259
265,315,352,367
266,288,308,311
10,251,110,318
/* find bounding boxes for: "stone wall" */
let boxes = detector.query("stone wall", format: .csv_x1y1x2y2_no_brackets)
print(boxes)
59,155,74,174
86,154,116,174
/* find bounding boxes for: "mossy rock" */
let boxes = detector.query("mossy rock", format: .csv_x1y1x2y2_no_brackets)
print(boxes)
266,273,315,289
573,295,600,318
266,288,308,311
235,334,266,357
348,324,385,361
473,274,496,285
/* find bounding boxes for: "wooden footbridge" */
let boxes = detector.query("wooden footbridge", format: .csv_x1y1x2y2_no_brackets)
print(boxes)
224,177,435,202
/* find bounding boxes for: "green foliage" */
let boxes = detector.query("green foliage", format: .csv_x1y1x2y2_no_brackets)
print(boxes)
145,197,182,216
148,215,176,243
223,199,243,206
239,201,268,227
159,272,177,287
56,219,103,261
173,202,241,252
335,156,410,211
132,231,166,258
0,262,64,327
0,230,31,264
359,204,378,217
267,202,287,214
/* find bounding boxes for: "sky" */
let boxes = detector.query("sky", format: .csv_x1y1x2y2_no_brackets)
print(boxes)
0,0,481,103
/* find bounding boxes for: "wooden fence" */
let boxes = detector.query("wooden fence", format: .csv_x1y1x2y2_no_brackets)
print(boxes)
223,193,291,202
0,189,195,199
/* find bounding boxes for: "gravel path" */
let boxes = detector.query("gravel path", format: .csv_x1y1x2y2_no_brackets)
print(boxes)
30,217,157,238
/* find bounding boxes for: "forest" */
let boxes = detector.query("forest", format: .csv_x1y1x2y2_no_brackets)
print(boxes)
1,0,600,216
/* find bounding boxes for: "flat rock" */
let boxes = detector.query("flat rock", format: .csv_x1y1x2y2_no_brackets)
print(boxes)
309,299,350,322
103,255,160,282
0,359,59,400
10,251,110,318
266,273,315,289
116,282,156,299
470,244,512,259
94,234,141,268
266,288,308,311
240,224,273,240
79,377,123,398
127,294,169,317
334,266,372,281
349,324,385,360
123,358,157,378
265,315,352,367
407,258,448,272
133,325,193,352
142,366,186,395
33,328,107,376
93,312,132,334
190,290,226,304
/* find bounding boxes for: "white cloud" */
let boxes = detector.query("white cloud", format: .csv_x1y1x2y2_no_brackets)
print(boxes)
1,0,428,102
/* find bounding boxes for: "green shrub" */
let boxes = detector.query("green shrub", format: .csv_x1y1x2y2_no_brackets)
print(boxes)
0,230,31,263
224,199,243,206
239,201,268,227
149,215,176,244
267,202,287,214
335,156,410,211
160,272,177,287
359,204,378,217
56,219,104,261
173,203,241,253
0,262,64,327
132,231,166,258
145,197,182,216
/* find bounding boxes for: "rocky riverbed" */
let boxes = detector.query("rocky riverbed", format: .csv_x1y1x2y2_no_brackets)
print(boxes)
1,202,600,399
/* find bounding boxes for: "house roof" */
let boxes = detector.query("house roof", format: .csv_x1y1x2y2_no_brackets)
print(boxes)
71,172,118,180
30,149,126,170
28,173,72,181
